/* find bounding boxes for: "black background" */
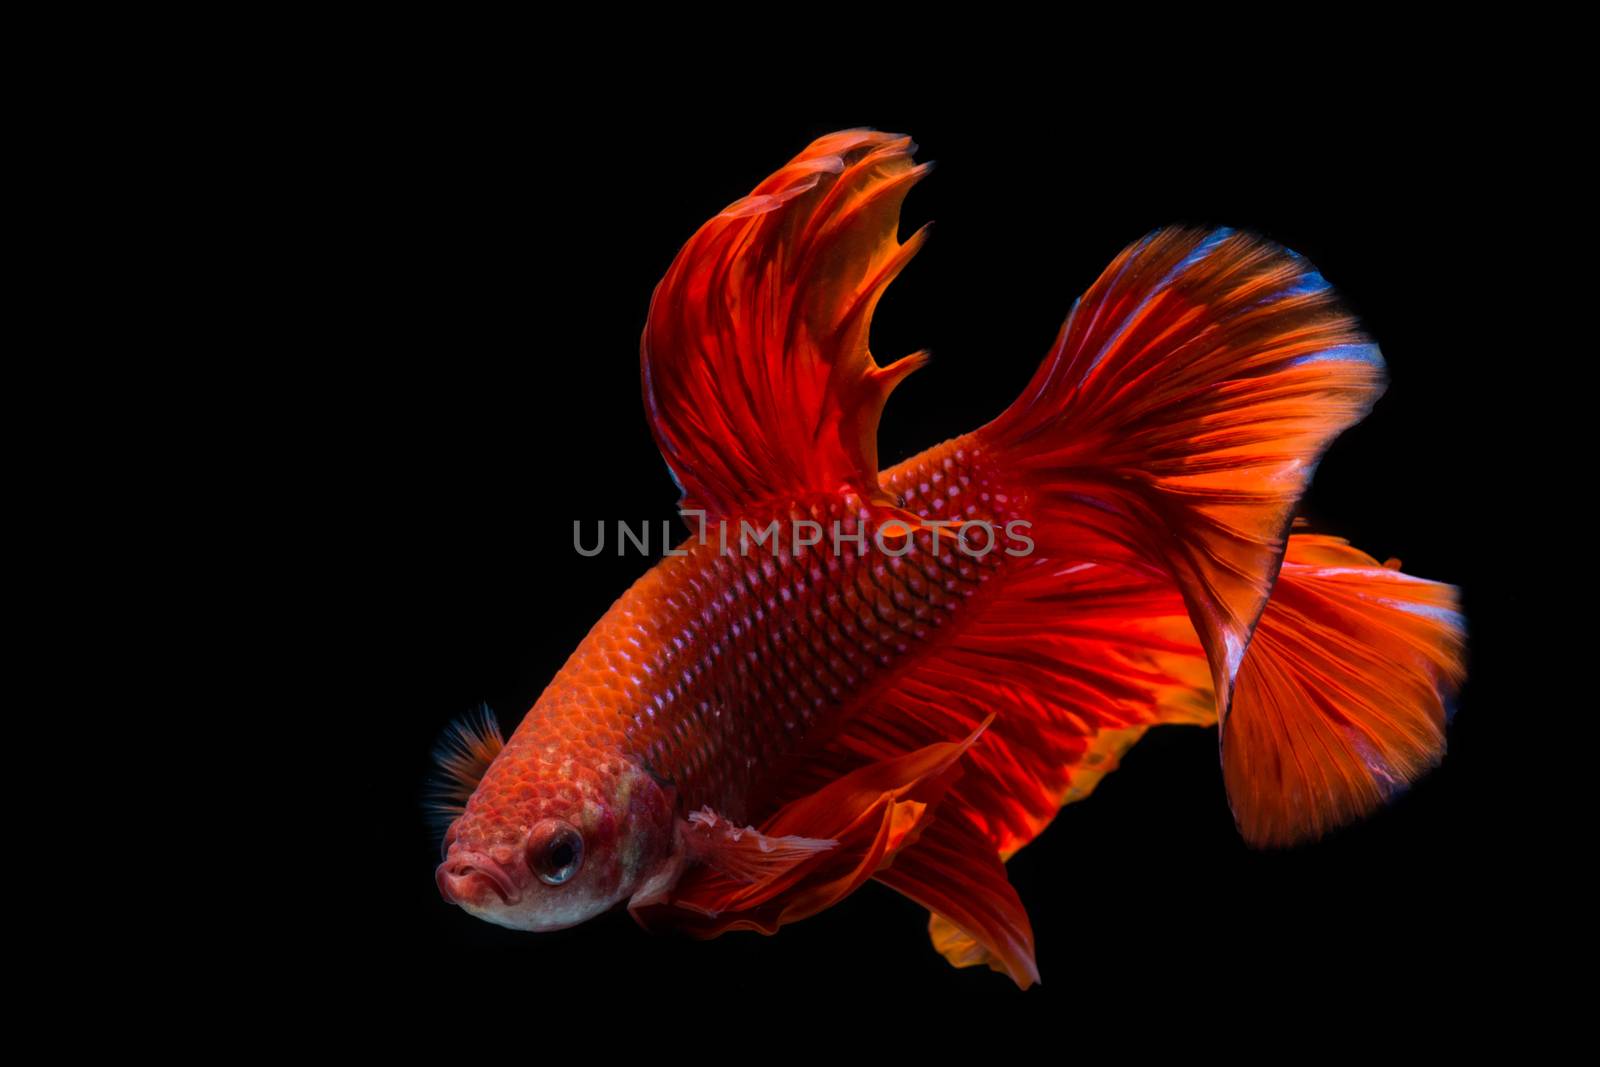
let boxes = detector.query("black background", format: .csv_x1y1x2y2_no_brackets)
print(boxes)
336,99,1525,1029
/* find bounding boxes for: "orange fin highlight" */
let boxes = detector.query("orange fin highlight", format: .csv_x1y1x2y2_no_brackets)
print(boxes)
1225,533,1466,847
929,913,995,971
641,130,931,518
874,805,1039,988
631,720,989,936
978,228,1387,724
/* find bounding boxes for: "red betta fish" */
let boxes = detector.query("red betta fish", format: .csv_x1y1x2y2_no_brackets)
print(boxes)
431,130,1466,986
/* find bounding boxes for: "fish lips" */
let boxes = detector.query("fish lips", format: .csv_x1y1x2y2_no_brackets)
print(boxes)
436,851,523,908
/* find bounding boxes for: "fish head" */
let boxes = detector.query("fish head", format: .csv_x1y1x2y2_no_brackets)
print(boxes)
435,724,677,932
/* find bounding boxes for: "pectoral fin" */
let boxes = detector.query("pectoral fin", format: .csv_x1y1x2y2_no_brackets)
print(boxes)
680,807,836,882
630,719,991,936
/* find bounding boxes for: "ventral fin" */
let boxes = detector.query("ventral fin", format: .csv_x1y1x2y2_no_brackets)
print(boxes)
641,130,932,519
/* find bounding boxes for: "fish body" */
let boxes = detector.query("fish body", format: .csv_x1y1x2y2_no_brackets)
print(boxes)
439,444,1018,923
433,130,1466,985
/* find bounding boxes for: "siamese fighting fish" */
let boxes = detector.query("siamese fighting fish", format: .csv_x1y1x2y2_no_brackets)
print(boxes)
430,129,1466,986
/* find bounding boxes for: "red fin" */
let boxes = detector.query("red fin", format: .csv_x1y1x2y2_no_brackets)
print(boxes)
641,130,931,518
873,806,1039,988
978,228,1387,723
631,720,989,936
681,807,835,882
1224,533,1466,847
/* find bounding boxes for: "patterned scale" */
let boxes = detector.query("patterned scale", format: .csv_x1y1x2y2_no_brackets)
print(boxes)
503,439,1024,824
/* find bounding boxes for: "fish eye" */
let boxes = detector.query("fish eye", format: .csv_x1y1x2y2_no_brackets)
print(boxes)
526,820,584,886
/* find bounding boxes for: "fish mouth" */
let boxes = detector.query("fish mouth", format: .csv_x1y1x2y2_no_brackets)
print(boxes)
436,852,522,907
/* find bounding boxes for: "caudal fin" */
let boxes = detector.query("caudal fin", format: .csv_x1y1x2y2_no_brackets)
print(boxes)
1225,533,1466,847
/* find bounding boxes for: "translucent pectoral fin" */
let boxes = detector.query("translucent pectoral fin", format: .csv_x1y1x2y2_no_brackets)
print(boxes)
681,807,836,883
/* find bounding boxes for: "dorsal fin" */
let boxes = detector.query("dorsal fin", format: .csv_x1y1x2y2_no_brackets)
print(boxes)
641,129,931,518
423,704,504,834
